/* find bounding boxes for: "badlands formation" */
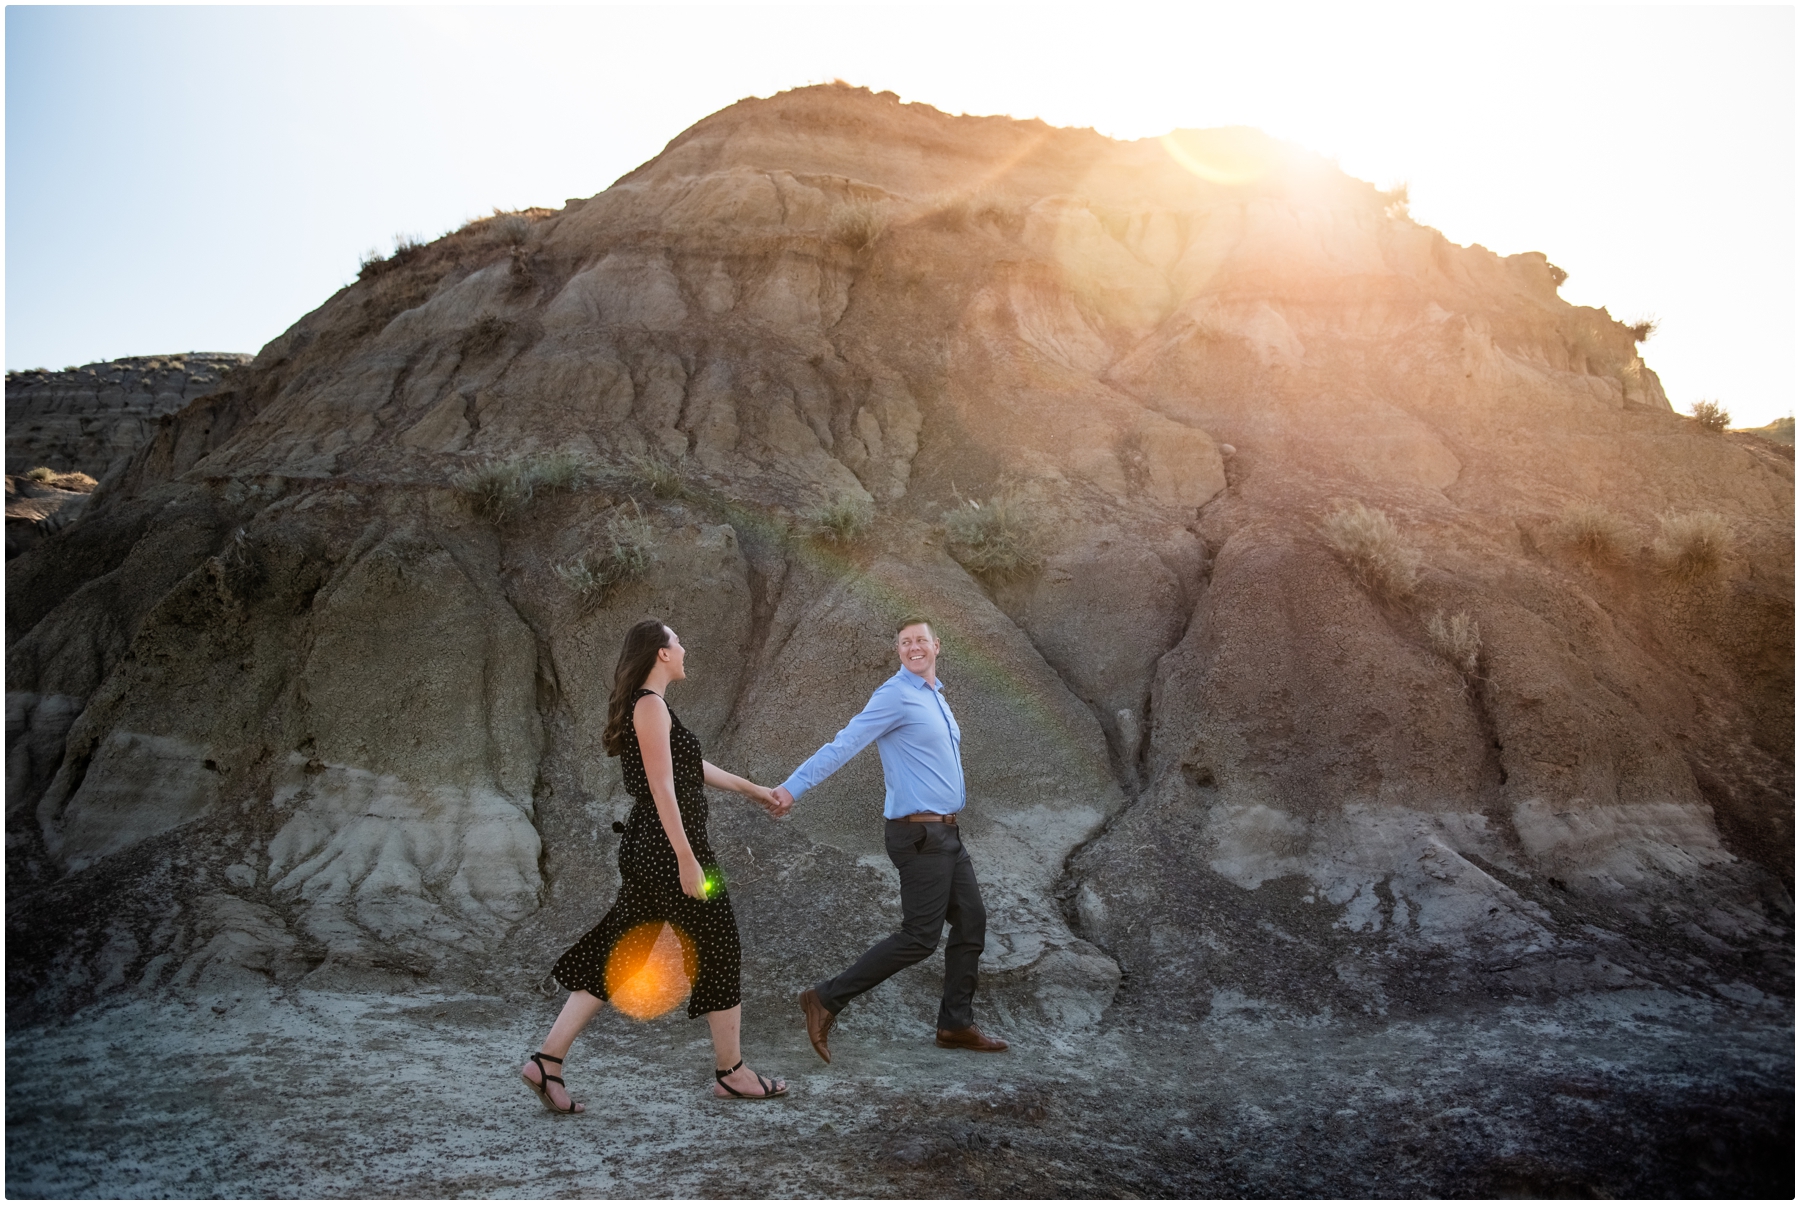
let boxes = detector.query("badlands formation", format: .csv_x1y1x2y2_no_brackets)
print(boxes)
6,85,1792,1195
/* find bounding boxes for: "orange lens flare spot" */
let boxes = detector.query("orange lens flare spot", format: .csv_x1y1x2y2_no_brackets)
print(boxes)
603,921,698,1020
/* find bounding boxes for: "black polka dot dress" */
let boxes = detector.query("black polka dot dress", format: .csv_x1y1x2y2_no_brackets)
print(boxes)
553,688,742,1018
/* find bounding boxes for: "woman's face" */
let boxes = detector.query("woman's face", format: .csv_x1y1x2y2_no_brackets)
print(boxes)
658,627,687,681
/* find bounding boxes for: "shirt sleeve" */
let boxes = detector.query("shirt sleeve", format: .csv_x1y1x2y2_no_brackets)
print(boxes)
779,683,903,800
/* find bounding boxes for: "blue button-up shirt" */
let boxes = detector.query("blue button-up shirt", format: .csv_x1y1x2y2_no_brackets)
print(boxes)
779,667,966,818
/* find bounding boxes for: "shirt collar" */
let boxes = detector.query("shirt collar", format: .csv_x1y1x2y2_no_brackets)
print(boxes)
893,666,946,694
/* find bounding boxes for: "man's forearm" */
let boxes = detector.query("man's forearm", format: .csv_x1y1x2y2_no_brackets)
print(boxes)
780,697,893,800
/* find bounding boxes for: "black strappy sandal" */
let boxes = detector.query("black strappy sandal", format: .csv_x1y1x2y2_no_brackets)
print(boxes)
714,1058,788,1100
522,1051,583,1115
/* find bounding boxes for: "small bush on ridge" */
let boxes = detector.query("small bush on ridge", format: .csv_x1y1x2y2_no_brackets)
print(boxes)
1690,400,1730,432
491,214,532,245
1320,501,1420,601
357,234,425,281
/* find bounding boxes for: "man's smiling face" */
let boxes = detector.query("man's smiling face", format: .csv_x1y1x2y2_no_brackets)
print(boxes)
895,622,940,683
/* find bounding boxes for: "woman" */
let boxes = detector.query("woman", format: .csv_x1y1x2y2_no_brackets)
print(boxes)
521,618,791,1109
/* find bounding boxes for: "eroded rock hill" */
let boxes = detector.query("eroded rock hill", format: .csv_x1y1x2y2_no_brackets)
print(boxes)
6,84,1791,1030
5,354,250,482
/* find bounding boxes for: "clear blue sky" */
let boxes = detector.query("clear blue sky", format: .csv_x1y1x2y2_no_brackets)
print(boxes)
6,5,1793,425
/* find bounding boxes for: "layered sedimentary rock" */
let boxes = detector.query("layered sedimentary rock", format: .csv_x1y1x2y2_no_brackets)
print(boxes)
5,354,249,481
6,85,1790,1026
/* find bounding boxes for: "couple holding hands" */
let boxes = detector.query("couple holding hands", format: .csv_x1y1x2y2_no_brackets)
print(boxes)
520,616,1006,1112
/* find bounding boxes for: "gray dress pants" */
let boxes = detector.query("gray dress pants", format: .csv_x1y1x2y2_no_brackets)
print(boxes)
814,818,987,1031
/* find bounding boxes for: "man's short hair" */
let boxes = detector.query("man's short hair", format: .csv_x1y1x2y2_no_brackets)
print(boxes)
894,616,936,638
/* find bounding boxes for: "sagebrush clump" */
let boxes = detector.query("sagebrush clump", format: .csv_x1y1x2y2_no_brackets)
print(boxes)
806,496,874,546
1320,501,1420,601
453,449,588,521
1653,510,1733,583
828,200,888,251
19,466,96,491
358,234,424,281
1690,400,1730,432
1427,610,1482,676
618,453,687,500
490,213,532,245
930,190,1015,233
945,492,1043,579
1550,503,1633,567
555,503,655,612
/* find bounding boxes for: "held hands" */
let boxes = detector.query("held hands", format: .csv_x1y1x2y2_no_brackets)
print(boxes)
752,784,793,820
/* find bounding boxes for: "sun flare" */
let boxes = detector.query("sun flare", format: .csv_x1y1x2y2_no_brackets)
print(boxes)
603,921,698,1020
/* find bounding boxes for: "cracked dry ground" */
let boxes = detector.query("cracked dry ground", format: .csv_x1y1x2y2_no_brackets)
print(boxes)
6,983,1791,1198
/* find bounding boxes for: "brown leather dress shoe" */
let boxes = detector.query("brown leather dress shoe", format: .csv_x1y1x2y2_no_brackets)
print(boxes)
799,988,836,1063
935,1024,1009,1052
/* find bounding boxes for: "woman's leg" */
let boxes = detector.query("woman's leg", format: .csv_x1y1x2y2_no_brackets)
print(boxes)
705,1005,785,1097
523,990,606,1110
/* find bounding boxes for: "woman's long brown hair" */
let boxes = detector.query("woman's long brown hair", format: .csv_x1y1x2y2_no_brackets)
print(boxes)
602,618,671,757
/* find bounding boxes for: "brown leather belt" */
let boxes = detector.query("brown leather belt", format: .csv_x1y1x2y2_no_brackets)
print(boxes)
897,812,958,825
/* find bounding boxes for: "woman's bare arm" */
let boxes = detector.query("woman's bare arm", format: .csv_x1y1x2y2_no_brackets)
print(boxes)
635,694,706,897
703,760,790,818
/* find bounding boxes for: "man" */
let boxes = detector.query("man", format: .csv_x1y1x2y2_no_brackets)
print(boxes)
771,618,1009,1061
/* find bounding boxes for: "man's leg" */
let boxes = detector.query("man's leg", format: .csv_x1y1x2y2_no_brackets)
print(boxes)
814,824,956,1013
936,840,987,1031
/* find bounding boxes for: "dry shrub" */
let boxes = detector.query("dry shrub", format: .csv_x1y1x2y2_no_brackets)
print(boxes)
828,200,888,251
461,315,513,361
1319,501,1420,600
1626,316,1658,343
20,466,96,491
491,214,532,245
806,495,874,546
1689,399,1730,432
929,190,1015,233
1550,503,1632,567
619,453,687,500
1427,610,1482,675
1653,510,1733,584
357,234,424,281
454,449,588,522
945,492,1042,579
556,503,654,612
1378,181,1410,221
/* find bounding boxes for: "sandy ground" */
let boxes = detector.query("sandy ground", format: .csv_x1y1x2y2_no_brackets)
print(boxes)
5,981,1792,1199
